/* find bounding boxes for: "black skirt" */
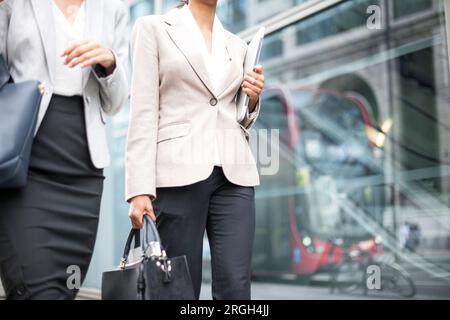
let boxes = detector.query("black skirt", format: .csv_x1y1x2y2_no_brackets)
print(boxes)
0,95,104,300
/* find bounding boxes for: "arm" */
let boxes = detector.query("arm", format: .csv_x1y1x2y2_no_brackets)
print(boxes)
125,17,160,229
0,0,12,58
240,99,261,129
125,17,159,203
240,65,264,129
92,3,129,115
62,3,129,115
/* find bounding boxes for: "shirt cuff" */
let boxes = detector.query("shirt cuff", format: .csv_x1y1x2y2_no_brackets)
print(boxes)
91,49,119,84
246,108,258,120
93,64,115,81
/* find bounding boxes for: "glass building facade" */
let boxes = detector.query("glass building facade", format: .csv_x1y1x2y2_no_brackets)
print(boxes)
83,0,450,299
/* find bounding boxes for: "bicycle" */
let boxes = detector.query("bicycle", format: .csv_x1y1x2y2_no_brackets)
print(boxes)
328,237,416,298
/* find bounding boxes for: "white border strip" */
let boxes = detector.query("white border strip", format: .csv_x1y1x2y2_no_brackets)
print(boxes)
238,0,344,41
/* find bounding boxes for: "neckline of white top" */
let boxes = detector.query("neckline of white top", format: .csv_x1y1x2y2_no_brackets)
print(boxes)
51,1,86,97
51,1,86,30
181,4,227,60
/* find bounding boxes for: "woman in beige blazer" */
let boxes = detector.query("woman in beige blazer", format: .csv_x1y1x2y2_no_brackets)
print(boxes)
126,0,264,299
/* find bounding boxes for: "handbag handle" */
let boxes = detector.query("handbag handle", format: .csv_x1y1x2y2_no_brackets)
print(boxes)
120,229,141,268
139,216,172,295
0,55,11,88
143,215,161,244
143,215,164,258
120,215,163,268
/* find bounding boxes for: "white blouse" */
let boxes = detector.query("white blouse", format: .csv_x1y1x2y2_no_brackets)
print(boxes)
181,5,230,167
51,1,85,96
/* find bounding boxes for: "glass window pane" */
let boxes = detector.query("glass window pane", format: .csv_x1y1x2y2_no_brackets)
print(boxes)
217,0,248,33
163,0,180,13
255,0,450,298
394,0,433,19
130,0,154,21
296,0,381,46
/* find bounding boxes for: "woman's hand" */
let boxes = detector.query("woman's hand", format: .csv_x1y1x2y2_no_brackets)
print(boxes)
242,65,265,113
62,39,116,76
128,195,156,229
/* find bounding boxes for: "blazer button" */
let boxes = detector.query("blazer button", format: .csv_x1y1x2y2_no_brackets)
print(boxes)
209,98,218,106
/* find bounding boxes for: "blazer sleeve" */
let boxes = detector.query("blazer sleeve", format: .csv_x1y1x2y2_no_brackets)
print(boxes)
240,100,261,129
125,17,159,202
0,0,12,58
238,39,261,130
91,3,129,115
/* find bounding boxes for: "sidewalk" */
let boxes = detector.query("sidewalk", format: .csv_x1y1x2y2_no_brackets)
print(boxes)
75,281,446,300
200,282,373,300
74,283,379,300
2,281,447,300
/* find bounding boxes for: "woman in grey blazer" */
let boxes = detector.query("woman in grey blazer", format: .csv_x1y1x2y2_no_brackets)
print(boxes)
0,0,128,299
126,0,264,299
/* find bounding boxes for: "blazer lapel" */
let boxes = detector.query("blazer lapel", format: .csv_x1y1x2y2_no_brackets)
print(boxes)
83,0,104,87
31,0,56,84
215,34,242,98
163,9,217,98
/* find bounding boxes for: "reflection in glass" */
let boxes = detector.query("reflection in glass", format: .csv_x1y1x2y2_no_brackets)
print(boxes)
296,0,381,46
253,0,450,298
130,0,154,21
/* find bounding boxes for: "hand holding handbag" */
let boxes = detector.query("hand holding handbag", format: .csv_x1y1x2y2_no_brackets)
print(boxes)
101,216,195,300
0,55,43,188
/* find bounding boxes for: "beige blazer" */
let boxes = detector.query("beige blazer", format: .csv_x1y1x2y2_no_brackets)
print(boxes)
125,7,260,201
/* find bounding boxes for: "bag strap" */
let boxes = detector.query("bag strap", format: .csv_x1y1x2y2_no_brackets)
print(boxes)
137,217,172,299
120,229,141,269
143,215,163,258
0,55,11,88
120,216,163,268
144,215,161,244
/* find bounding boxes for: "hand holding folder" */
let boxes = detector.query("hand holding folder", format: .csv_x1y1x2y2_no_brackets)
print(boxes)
237,27,266,122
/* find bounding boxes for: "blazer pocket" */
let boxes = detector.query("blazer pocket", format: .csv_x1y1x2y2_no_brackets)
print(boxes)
157,122,191,144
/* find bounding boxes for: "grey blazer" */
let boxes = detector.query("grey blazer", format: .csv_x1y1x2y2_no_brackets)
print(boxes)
0,0,129,168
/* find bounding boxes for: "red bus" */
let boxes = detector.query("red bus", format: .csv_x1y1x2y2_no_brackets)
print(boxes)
253,84,384,278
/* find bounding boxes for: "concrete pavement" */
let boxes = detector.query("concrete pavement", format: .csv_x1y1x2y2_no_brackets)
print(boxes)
200,282,372,300
2,280,448,300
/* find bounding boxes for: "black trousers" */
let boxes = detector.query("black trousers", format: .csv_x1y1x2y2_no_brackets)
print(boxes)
0,95,104,300
153,167,255,300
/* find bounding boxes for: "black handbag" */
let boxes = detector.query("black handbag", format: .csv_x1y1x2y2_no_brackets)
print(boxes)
0,55,43,188
101,216,196,300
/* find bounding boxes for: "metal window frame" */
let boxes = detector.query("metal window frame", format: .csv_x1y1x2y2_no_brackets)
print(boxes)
238,0,344,41
238,0,450,74
445,0,450,69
